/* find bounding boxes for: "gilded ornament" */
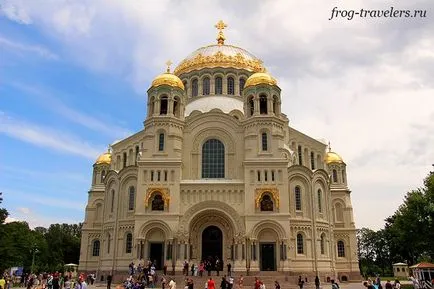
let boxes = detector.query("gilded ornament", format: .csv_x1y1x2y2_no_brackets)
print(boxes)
173,47,265,76
245,71,278,88
151,73,185,90
95,147,112,165
324,142,344,164
255,187,280,208
144,187,170,208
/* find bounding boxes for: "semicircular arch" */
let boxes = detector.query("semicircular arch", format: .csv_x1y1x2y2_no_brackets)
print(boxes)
180,201,245,234
138,220,173,240
250,220,287,240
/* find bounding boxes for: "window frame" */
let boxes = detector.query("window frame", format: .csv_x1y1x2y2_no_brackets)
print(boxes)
215,76,223,94
202,77,210,95
296,233,304,254
337,240,345,257
227,76,235,95
201,139,225,178
158,133,165,151
128,186,135,211
126,233,133,253
192,79,198,97
92,240,100,256
261,132,268,151
295,186,302,211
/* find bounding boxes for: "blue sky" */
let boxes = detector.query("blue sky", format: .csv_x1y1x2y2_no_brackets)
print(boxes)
0,12,143,226
1,0,433,229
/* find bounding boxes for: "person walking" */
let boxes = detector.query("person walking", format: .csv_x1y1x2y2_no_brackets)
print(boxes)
106,274,112,289
315,276,320,289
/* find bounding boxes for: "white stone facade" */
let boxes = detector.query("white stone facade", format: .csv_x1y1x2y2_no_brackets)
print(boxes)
78,41,360,281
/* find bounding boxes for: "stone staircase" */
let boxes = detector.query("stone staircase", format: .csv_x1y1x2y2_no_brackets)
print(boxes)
162,273,327,289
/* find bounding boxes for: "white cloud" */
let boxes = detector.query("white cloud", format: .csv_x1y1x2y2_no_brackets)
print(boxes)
17,207,31,214
0,0,32,24
7,210,81,229
3,0,434,230
0,112,103,160
0,36,58,59
9,82,132,139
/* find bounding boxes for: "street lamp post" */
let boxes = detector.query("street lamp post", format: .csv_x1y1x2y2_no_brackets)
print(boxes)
31,247,39,274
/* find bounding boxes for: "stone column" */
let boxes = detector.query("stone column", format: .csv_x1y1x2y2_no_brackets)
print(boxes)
155,100,160,116
267,97,273,115
144,240,149,261
254,96,260,115
168,97,174,115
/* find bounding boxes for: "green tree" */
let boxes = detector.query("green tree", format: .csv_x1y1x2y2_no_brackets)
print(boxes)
384,169,434,264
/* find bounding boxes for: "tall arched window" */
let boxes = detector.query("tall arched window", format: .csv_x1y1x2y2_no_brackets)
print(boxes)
227,77,234,95
123,152,127,168
296,234,304,254
192,79,198,97
215,77,223,94
295,186,302,211
261,132,268,151
110,189,115,213
126,233,133,253
335,203,344,222
158,133,165,151
151,194,165,211
202,139,225,178
239,78,246,94
100,170,106,183
337,240,345,257
332,169,338,183
135,146,139,165
128,186,135,211
310,152,315,170
203,77,210,95
317,189,322,213
320,234,326,255
107,234,111,254
260,194,274,211
160,96,168,115
92,240,100,256
298,145,303,165
248,96,254,116
259,95,267,114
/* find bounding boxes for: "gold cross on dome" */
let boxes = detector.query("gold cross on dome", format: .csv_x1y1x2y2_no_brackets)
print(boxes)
215,20,227,45
165,60,173,73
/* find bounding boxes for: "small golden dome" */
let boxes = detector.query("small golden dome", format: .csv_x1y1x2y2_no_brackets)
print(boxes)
95,152,111,165
245,72,277,88
151,72,184,90
324,151,344,164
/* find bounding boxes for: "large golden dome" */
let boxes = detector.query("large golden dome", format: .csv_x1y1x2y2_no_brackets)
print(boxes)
324,151,344,164
151,72,185,90
174,20,265,76
245,71,278,88
95,151,111,165
174,44,265,76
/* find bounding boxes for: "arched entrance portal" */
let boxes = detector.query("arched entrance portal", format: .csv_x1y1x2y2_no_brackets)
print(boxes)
202,225,223,262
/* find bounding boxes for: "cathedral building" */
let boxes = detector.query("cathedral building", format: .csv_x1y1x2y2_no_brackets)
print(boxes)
78,21,360,281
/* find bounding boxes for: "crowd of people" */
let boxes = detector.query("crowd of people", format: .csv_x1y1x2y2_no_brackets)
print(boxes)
0,272,91,289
